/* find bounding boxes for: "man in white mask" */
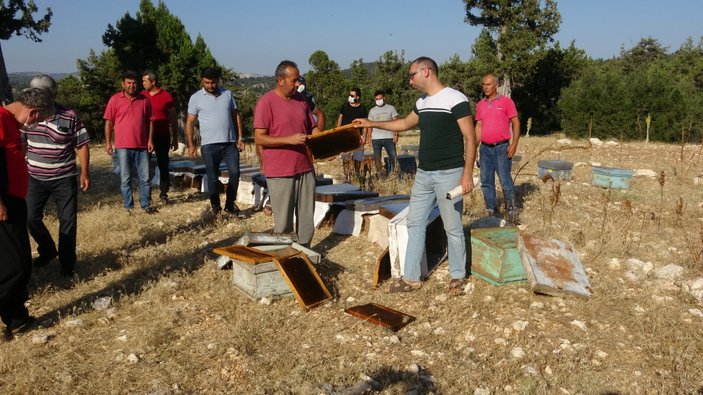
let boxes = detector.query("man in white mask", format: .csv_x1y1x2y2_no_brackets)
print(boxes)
297,76,325,129
366,90,398,176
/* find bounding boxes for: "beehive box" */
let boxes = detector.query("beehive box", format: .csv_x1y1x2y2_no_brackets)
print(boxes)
591,166,634,189
223,243,320,300
470,227,527,285
537,160,574,180
387,206,447,279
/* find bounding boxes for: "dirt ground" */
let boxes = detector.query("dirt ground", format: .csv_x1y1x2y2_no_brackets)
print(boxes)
1,135,703,394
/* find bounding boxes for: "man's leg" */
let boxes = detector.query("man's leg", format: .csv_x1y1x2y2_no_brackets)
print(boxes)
0,196,32,332
117,149,134,209
26,177,57,264
201,144,223,212
53,177,78,274
267,177,295,234
479,144,498,214
222,143,240,213
153,135,171,200
294,172,316,247
495,143,518,221
432,167,466,280
383,139,397,175
371,139,383,174
403,169,436,282
135,149,152,210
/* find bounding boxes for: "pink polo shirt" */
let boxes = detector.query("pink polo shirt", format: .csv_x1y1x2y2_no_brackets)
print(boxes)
475,95,517,144
103,92,153,149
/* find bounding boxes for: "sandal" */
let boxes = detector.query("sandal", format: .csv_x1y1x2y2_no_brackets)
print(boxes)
387,279,422,293
448,278,468,296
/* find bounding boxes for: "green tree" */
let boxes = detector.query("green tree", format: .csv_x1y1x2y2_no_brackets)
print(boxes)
0,0,52,104
464,0,561,97
369,50,414,116
305,50,346,130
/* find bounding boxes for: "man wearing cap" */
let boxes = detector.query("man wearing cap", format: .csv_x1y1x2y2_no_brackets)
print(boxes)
25,74,91,277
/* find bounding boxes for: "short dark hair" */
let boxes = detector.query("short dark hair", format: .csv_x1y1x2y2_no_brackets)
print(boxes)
275,60,298,79
350,87,361,97
411,56,439,77
142,69,158,84
200,67,221,80
122,70,138,81
17,88,54,119
373,90,385,97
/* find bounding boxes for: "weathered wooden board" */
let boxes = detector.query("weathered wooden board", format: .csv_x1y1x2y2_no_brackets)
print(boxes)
316,190,379,203
307,125,362,160
344,195,410,211
518,233,592,298
373,248,391,288
275,253,332,310
234,232,297,247
332,209,377,236
378,202,410,220
212,245,275,264
345,303,415,332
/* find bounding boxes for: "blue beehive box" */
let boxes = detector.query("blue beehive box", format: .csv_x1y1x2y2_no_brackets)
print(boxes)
591,166,634,189
470,227,527,286
537,160,574,180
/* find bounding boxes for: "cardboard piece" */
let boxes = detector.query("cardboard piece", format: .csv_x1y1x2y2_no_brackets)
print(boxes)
518,233,591,298
275,252,332,310
344,303,415,331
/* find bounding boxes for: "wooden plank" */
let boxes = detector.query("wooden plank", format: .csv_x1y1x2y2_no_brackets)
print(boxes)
234,232,297,246
518,233,591,298
275,253,332,310
212,245,275,264
373,248,391,288
378,202,410,220
344,303,415,332
306,125,362,160
344,195,410,211
315,190,379,203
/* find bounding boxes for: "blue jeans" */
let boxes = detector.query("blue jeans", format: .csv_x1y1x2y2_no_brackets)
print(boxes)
372,138,397,174
403,167,466,282
479,142,516,213
201,143,240,211
116,148,151,209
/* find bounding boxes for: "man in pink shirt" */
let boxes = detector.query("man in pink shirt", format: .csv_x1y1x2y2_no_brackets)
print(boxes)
253,60,321,246
104,71,156,214
475,73,520,224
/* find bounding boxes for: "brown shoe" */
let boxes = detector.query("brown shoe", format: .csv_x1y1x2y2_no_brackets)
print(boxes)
387,279,422,293
448,278,468,296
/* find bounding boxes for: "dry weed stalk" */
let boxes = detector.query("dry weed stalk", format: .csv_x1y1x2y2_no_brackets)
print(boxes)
657,170,666,230
600,190,612,244
675,196,686,227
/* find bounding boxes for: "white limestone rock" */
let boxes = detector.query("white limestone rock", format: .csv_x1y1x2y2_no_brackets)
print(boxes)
634,169,657,178
651,264,684,281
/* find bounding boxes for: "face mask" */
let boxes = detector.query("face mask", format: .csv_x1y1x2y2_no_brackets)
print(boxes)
348,96,356,104
375,99,384,107
297,84,305,93
20,114,38,132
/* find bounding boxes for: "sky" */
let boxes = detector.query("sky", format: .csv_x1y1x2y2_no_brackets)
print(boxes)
3,0,703,76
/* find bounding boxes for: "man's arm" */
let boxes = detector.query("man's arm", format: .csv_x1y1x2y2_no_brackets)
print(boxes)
168,106,179,150
77,144,90,191
458,115,477,194
507,116,520,158
104,120,114,155
254,128,307,147
313,106,326,132
185,113,198,158
353,111,419,133
147,121,154,153
233,109,245,151
336,113,343,128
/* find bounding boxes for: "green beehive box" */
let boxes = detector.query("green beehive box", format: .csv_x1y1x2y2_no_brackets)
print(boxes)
470,227,527,285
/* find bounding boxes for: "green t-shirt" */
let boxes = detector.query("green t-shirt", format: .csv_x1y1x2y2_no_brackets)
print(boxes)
413,87,472,171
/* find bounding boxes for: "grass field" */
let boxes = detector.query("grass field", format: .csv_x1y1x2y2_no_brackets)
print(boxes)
2,135,702,394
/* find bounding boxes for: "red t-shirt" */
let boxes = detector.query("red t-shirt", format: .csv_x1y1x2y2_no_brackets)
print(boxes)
0,107,29,199
141,88,174,137
475,95,517,144
103,92,153,148
253,91,315,177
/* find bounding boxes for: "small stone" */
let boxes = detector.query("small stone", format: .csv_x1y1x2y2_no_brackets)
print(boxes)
504,385,514,392
434,294,448,302
591,359,602,366
523,365,539,376
570,320,588,332
411,349,428,358
559,387,571,394
511,347,526,359
433,327,446,335
607,258,621,270
530,301,544,309
389,335,400,344
595,350,608,359
116,335,128,342
494,337,508,346
31,334,51,344
634,305,646,314
557,138,572,145
651,264,684,280
346,296,356,303
688,309,703,319
259,297,271,305
92,296,112,311
463,282,475,294
474,387,491,395
512,320,529,331
207,343,217,350
126,353,139,363
63,319,84,328
106,307,118,319
544,366,553,375
408,363,420,374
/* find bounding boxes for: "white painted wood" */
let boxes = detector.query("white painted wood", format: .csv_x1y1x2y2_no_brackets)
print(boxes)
332,209,379,236
367,214,390,249
387,206,441,278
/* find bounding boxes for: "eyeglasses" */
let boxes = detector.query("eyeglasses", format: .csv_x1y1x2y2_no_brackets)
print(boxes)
408,67,428,80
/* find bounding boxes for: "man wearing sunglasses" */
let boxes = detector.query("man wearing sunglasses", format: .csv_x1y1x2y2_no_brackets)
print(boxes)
354,57,477,295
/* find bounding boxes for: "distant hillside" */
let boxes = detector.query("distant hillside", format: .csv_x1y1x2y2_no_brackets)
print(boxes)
9,72,75,91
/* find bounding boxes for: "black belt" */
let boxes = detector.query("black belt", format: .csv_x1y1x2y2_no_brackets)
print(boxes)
481,139,509,147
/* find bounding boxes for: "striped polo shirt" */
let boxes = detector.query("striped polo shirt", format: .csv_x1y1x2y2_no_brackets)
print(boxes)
413,87,472,171
25,104,90,181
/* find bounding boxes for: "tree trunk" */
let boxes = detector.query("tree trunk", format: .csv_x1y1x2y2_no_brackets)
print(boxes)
0,43,14,105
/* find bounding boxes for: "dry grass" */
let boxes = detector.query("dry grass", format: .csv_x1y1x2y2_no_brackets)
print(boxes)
2,135,703,394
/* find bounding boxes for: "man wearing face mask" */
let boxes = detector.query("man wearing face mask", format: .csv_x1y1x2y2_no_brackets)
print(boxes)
297,76,326,130
366,90,399,175
337,88,368,173
0,87,54,340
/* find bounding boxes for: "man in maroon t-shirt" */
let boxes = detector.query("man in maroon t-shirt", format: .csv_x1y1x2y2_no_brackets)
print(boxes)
142,70,178,203
0,88,54,340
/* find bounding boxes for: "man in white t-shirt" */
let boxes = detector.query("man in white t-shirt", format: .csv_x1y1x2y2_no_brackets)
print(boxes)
366,90,398,175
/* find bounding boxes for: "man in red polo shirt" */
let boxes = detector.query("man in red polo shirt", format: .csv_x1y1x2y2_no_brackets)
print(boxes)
0,88,54,340
142,70,178,204
475,73,521,224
